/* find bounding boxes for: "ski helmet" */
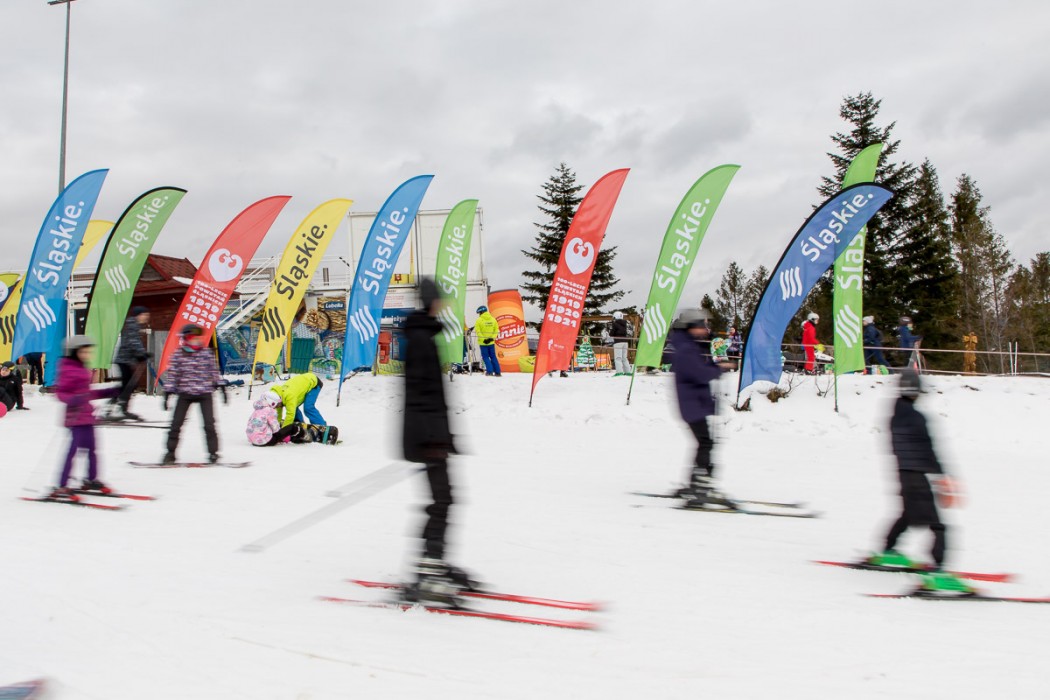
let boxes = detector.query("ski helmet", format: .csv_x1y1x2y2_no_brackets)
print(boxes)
807,312,819,322
899,368,923,398
476,305,488,314
862,316,874,325
0,361,14,370
900,316,912,324
63,335,96,353
180,324,205,337
263,390,281,408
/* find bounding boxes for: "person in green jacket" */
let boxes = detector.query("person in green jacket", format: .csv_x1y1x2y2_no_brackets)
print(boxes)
473,305,502,376
265,371,326,426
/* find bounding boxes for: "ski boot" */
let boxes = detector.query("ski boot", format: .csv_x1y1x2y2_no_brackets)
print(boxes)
48,486,80,502
866,550,915,568
918,570,975,596
403,557,466,608
80,479,113,495
208,453,220,464
682,477,735,510
161,452,177,466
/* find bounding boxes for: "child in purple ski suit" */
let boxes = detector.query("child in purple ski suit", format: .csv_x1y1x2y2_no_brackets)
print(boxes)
52,336,120,501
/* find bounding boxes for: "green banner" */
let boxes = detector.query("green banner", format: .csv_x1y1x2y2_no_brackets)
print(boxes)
832,144,882,375
634,165,739,368
85,187,187,368
434,199,479,366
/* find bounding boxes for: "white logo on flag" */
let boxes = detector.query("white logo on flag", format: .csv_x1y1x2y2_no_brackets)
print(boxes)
642,303,669,344
348,305,379,343
438,306,462,344
104,264,132,294
22,295,57,332
836,305,862,349
779,266,803,301
0,281,9,305
208,248,244,282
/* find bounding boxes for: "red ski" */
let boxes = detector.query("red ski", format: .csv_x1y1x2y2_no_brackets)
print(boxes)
347,579,602,612
73,490,156,501
129,461,250,469
20,496,125,511
814,560,1014,583
318,595,597,630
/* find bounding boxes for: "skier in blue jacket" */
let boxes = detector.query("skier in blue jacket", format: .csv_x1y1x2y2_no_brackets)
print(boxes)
670,308,730,509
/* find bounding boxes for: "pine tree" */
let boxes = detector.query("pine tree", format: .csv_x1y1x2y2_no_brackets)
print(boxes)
714,261,749,330
817,92,917,328
896,160,959,364
521,163,625,327
741,265,769,332
950,174,1014,370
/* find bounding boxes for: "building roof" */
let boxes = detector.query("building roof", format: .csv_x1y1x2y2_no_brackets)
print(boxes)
134,254,197,295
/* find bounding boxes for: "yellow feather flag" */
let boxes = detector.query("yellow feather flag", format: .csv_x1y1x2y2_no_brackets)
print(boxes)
73,219,115,270
251,198,353,370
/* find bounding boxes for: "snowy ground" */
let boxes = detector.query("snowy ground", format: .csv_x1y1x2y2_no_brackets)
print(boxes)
1,368,1048,699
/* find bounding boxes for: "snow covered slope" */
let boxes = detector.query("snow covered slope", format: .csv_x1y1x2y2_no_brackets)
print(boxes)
1,371,1047,699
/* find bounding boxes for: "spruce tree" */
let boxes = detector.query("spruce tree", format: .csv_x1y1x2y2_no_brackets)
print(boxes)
817,92,917,328
714,261,749,330
896,160,959,364
521,163,625,328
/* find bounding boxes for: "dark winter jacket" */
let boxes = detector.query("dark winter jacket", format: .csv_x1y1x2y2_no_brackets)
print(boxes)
670,329,722,424
610,318,630,341
115,316,148,364
727,332,743,356
898,324,921,350
863,323,883,348
890,397,943,474
402,310,454,463
164,346,221,396
0,370,24,410
56,357,119,427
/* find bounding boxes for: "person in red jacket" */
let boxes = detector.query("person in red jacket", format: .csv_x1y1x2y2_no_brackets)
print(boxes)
801,312,820,373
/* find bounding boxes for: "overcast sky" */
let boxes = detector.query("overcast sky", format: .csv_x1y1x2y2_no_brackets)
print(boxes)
3,0,1048,318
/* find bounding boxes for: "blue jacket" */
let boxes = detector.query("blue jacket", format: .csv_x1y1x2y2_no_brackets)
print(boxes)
863,323,882,347
670,329,721,424
898,324,920,349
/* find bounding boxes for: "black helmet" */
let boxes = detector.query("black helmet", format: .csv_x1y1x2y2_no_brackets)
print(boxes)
0,361,14,370
899,368,923,398
180,324,205,337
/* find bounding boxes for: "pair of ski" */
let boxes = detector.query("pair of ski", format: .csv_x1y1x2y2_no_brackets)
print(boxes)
20,488,156,511
128,460,250,469
631,491,818,518
816,560,1050,603
321,579,601,630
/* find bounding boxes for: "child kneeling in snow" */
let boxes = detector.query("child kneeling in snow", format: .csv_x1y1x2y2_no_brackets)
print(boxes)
246,394,303,446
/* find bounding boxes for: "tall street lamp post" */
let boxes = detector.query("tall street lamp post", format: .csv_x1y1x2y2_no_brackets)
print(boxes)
49,0,78,194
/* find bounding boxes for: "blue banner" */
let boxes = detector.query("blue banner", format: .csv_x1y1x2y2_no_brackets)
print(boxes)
339,175,433,381
12,169,108,361
738,183,893,399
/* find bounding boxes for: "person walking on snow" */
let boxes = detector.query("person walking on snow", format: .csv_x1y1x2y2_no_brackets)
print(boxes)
111,306,151,419
265,371,326,427
610,311,633,376
862,316,889,370
473,305,501,376
868,369,969,594
801,312,820,373
161,325,225,465
670,308,731,509
402,278,476,606
50,336,121,501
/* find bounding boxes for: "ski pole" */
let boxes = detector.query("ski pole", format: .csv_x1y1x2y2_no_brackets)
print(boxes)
239,461,415,553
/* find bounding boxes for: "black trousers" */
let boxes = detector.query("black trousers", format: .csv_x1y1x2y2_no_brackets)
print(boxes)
422,459,453,560
26,357,43,385
687,419,715,483
115,362,140,406
167,394,218,457
884,470,947,566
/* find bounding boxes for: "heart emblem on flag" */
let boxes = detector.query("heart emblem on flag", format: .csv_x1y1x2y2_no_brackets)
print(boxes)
208,248,244,283
564,238,595,275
